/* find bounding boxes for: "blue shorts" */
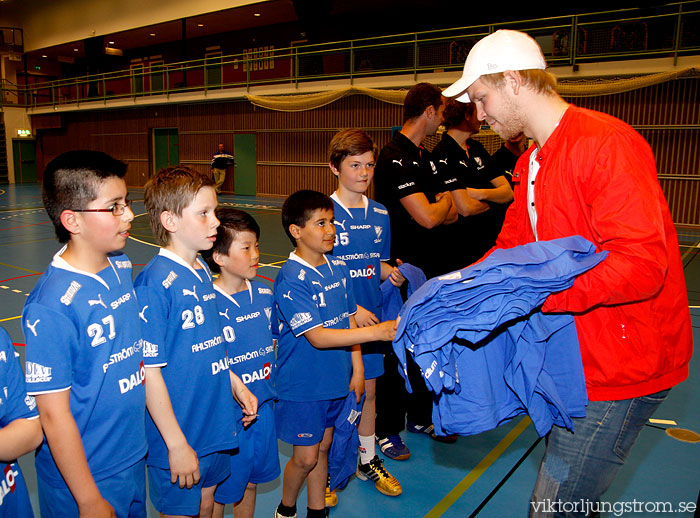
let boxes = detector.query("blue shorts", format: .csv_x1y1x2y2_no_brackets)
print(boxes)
214,402,281,504
148,451,230,516
361,342,385,379
38,458,146,518
275,397,345,446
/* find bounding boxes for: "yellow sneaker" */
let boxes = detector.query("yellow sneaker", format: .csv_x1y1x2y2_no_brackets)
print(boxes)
356,455,402,496
325,474,338,507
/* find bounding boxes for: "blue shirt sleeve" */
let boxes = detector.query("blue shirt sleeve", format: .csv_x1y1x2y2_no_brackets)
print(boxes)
134,284,170,366
275,272,324,338
0,330,38,425
23,304,78,394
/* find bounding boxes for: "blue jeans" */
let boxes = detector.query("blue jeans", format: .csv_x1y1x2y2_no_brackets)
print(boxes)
530,389,670,517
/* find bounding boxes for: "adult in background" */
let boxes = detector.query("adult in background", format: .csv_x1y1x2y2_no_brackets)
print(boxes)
487,133,527,238
443,29,692,517
432,99,513,269
489,132,528,188
211,143,234,193
373,82,458,461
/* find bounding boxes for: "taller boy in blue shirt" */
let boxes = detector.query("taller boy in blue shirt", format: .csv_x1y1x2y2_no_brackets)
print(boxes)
328,129,404,499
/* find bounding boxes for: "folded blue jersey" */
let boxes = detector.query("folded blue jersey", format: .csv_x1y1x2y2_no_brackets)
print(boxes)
392,236,607,437
328,393,364,491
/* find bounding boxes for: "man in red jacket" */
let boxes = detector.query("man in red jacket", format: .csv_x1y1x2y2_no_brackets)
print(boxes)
444,30,692,516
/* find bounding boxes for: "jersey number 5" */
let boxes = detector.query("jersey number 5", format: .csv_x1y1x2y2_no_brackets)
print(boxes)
334,232,349,247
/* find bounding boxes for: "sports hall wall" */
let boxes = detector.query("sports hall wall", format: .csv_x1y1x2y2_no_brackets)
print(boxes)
29,74,700,225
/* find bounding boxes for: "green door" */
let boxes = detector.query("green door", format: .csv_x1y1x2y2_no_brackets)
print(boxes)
234,134,256,196
153,128,179,175
205,53,222,89
12,139,37,183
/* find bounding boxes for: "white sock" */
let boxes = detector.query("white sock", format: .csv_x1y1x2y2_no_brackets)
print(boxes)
358,435,375,465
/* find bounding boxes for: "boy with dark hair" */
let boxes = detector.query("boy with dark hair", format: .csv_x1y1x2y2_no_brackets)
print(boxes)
23,150,147,517
201,208,280,518
135,166,257,518
328,129,403,499
274,190,396,518
0,327,42,518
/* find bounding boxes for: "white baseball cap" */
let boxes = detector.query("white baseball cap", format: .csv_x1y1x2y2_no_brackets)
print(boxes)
443,30,547,102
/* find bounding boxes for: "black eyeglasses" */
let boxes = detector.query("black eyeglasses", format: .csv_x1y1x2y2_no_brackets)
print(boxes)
71,201,131,216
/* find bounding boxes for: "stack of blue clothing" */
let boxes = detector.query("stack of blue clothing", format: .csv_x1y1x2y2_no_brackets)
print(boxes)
392,236,608,437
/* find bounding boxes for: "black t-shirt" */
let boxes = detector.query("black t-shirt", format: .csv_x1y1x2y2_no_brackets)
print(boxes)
374,132,447,279
432,134,501,269
489,144,519,188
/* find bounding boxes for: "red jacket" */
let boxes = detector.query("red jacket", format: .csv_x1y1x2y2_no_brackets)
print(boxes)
496,105,692,401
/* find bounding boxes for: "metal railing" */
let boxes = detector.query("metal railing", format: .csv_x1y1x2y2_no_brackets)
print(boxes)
2,2,698,110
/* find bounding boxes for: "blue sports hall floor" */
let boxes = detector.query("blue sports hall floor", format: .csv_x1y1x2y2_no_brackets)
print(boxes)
1,183,698,517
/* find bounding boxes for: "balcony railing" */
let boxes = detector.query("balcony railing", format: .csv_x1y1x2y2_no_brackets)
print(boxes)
2,1,699,109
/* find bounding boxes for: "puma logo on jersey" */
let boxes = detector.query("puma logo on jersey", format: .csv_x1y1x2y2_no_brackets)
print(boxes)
88,294,107,309
182,286,199,301
334,219,346,231
26,319,40,337
219,308,230,320
459,160,468,168
139,306,148,323
413,161,419,167
283,291,293,301
312,280,322,288
439,159,448,165
392,159,403,166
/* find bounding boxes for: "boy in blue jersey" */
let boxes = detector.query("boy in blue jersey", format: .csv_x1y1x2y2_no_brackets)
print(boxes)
327,129,404,499
23,150,148,518
274,190,397,518
0,327,42,518
201,208,280,518
135,167,258,518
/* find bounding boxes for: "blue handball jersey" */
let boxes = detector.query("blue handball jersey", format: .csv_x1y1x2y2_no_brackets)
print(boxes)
331,193,391,316
274,252,357,402
0,329,38,518
215,280,277,407
23,250,147,486
134,249,237,468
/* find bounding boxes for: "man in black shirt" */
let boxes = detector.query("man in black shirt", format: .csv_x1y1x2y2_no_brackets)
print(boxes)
373,83,457,460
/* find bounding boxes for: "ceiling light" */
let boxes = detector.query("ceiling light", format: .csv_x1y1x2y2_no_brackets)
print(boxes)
42,55,47,58
73,48,79,52
197,24,204,27
150,33,156,37
254,13,261,17
109,41,115,45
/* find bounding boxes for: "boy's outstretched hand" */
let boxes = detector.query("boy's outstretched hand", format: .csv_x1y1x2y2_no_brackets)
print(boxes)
374,320,397,342
387,265,405,288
